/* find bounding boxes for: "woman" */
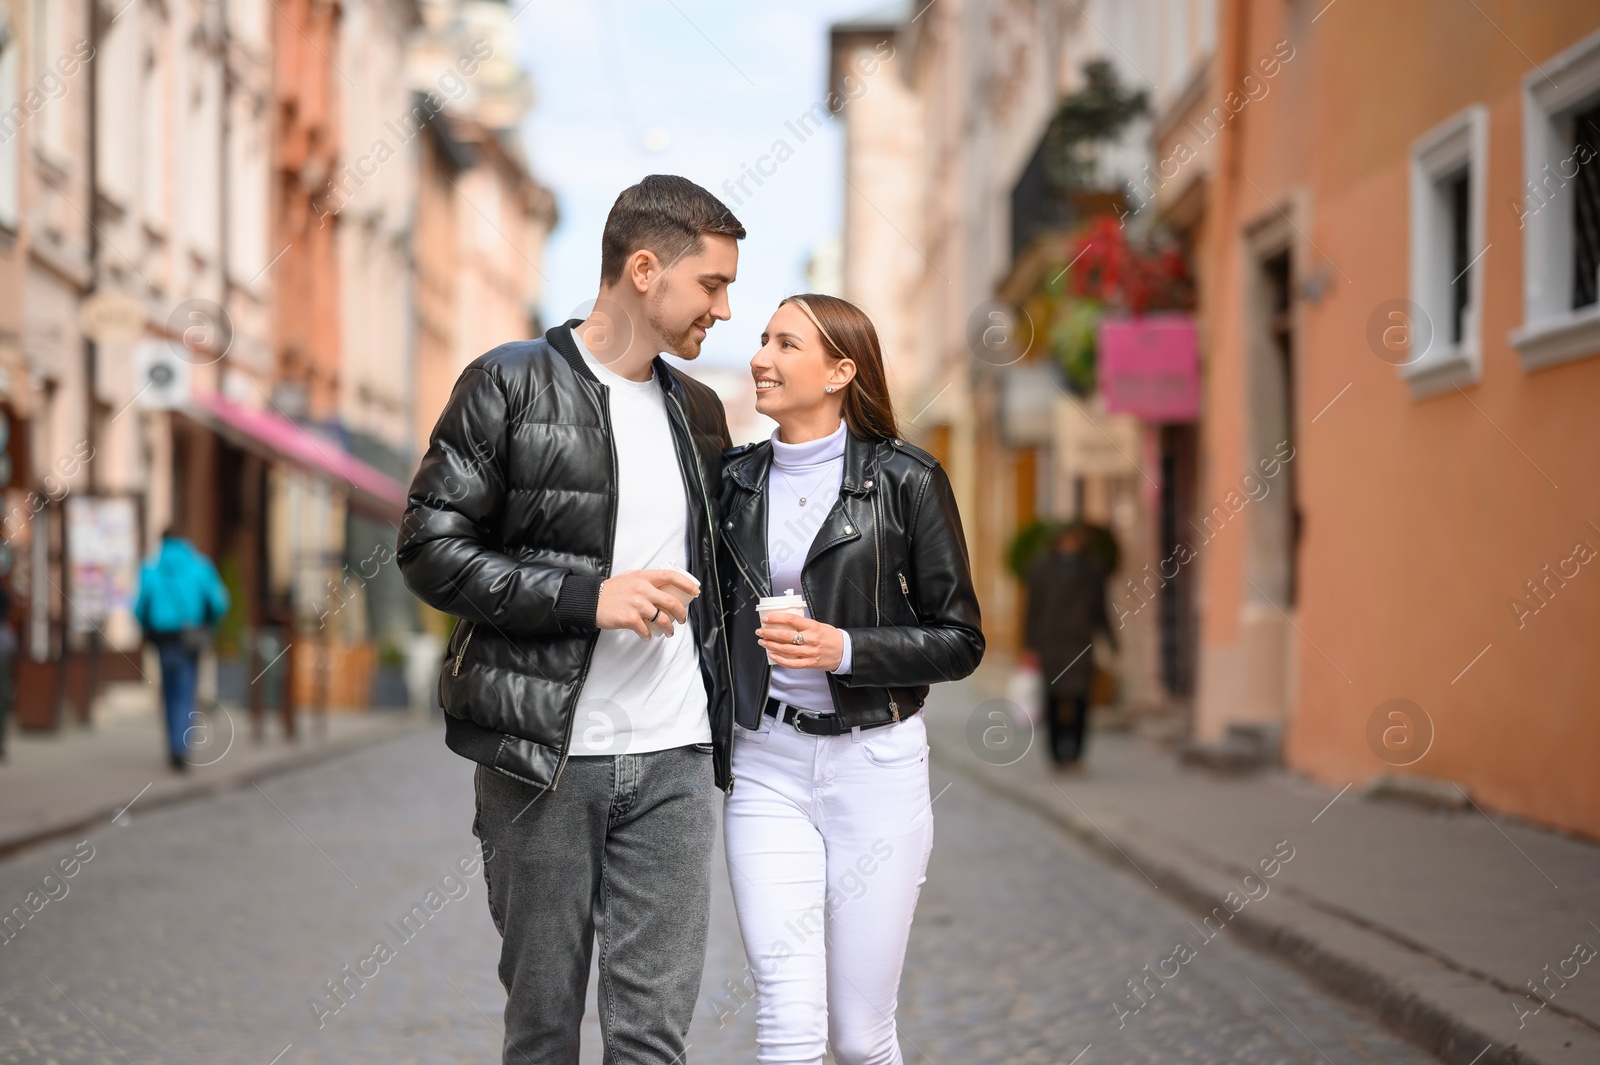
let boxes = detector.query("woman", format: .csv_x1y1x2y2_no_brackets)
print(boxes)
718,293,985,1064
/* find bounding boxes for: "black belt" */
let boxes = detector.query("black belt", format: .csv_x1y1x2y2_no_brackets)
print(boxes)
764,696,897,736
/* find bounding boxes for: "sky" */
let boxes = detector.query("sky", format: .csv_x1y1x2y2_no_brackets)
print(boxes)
510,0,887,375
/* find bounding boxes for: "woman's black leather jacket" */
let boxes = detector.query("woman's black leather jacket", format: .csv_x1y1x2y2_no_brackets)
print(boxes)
718,427,985,732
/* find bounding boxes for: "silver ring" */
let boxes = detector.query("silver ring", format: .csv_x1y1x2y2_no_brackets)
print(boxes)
650,607,661,623
793,632,804,645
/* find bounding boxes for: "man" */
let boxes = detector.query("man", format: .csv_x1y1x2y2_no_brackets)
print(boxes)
397,174,742,1064
1022,522,1116,768
132,529,231,772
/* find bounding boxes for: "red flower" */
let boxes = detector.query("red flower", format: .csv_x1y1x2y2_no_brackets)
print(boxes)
1063,218,1190,314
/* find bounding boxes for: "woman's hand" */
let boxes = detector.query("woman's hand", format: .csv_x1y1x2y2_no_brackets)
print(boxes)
757,612,844,672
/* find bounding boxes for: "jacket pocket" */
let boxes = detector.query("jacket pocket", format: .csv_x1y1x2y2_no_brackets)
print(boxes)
451,622,476,677
896,571,918,623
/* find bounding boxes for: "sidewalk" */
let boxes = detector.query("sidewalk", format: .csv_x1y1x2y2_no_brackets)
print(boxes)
0,696,434,860
925,667,1600,1065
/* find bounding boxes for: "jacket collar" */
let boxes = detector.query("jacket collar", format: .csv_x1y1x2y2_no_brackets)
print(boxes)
547,318,682,400
729,425,882,497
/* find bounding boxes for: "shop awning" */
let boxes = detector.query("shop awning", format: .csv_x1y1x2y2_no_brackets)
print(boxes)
187,391,409,520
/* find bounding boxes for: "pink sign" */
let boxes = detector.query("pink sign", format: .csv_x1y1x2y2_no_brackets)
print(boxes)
1098,314,1200,421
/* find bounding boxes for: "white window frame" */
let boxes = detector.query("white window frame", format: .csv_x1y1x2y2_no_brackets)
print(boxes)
1510,25,1600,371
1406,104,1487,397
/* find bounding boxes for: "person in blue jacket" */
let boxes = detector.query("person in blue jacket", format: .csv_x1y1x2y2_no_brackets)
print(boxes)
133,530,230,771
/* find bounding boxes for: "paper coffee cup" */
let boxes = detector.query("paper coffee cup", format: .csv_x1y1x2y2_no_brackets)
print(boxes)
756,588,808,664
648,565,701,637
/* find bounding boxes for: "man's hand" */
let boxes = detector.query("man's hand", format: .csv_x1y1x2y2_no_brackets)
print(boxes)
758,612,845,672
596,569,699,640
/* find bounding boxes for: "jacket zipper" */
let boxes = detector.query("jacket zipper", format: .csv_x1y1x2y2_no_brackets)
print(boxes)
873,480,897,722
722,504,766,604
718,462,772,744
452,622,476,676
668,392,737,793
872,482,881,625
897,570,916,618
801,489,899,723
552,384,618,791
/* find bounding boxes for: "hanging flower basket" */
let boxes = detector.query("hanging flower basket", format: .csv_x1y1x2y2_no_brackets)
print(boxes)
1038,217,1193,396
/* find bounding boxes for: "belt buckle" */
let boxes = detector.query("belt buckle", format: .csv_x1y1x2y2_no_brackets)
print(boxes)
792,710,829,735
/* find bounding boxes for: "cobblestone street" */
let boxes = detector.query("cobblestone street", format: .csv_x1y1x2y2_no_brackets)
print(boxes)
0,723,1444,1065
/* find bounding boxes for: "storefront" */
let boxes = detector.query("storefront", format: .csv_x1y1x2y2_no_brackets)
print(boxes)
178,392,408,727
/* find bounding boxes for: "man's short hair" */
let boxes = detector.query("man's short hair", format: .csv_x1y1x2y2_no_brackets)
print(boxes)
600,175,746,285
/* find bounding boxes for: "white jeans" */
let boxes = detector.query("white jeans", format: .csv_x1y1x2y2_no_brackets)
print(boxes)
723,706,934,1065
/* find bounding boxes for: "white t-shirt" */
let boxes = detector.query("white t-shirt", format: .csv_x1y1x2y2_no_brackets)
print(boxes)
566,333,713,755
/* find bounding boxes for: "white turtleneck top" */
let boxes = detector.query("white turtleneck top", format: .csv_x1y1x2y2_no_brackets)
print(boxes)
765,418,854,714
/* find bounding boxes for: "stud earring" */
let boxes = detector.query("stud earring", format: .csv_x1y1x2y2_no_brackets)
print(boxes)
825,386,835,393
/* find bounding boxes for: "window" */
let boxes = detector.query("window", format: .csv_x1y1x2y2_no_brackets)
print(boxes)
1511,26,1600,369
1406,105,1487,396
1573,101,1600,311
140,45,167,232
1446,169,1471,343
96,5,137,208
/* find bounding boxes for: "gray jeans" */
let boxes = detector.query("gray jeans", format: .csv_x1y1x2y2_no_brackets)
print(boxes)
472,744,716,1065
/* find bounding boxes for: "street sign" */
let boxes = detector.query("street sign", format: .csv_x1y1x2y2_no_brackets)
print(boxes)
65,496,139,630
79,290,147,344
1053,393,1143,477
1098,314,1201,422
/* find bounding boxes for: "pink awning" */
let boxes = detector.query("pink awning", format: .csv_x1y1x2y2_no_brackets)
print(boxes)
187,391,408,519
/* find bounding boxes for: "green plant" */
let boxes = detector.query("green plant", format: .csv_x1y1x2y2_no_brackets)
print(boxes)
1051,300,1103,395
377,639,407,670
1005,519,1064,581
1006,519,1123,581
1042,59,1150,193
215,554,247,658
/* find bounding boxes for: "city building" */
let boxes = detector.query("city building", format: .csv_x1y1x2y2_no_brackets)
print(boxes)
1179,0,1600,836
408,0,554,451
0,0,554,732
0,0,99,725
827,1,1213,714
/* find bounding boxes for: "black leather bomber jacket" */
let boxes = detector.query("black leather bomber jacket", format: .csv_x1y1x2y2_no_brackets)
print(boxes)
718,427,986,733
396,321,738,793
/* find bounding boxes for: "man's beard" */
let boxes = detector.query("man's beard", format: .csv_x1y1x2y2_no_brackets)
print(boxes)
646,283,703,359
654,317,701,359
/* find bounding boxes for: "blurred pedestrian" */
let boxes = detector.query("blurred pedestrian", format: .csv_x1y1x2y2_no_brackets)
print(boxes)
133,529,230,772
0,583,15,762
719,294,985,1063
1023,522,1117,768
